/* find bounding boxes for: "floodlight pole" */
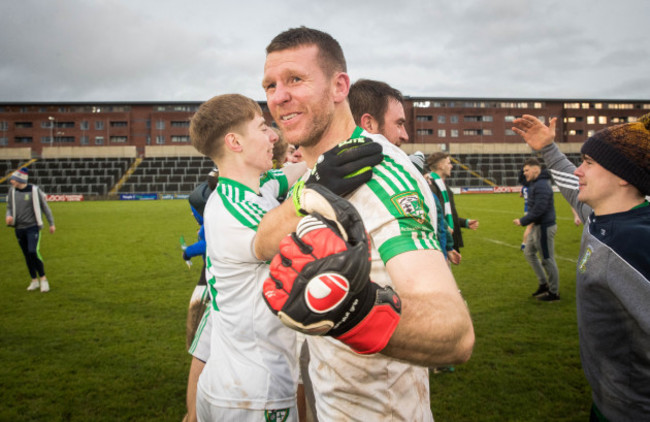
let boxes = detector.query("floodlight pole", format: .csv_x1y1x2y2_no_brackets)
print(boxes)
48,116,55,146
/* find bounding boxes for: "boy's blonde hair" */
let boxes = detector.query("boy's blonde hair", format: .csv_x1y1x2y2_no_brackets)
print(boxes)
190,94,263,159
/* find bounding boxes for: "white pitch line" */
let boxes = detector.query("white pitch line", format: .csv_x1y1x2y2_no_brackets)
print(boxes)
479,237,577,263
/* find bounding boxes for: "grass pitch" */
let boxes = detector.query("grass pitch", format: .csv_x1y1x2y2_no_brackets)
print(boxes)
0,193,591,421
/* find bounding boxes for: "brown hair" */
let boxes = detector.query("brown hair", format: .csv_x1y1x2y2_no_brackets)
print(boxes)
427,151,450,171
266,26,347,78
523,157,541,168
349,79,404,128
190,94,262,159
271,127,288,169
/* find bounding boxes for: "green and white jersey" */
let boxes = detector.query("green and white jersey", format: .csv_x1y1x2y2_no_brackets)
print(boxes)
307,130,438,422
197,171,298,411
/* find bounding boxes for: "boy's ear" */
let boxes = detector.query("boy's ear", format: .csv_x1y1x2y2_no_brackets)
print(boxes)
224,132,243,152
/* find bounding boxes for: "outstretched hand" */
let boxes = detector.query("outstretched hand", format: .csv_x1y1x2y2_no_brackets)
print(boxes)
512,115,557,151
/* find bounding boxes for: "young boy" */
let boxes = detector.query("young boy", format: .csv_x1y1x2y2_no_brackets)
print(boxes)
189,94,306,421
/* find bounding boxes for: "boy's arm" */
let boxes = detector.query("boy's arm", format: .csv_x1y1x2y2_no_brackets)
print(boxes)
513,114,592,219
37,187,56,232
280,161,308,187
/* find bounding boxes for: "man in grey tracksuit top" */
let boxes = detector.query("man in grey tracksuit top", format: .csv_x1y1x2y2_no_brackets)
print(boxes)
5,167,56,292
513,113,650,422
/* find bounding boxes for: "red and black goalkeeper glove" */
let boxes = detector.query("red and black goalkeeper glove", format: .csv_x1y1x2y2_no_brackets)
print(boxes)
263,185,401,355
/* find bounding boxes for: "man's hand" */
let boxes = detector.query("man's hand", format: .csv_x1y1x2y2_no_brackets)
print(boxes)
263,186,401,355
467,219,479,230
6,216,13,226
448,249,462,265
305,136,382,196
512,115,557,151
513,218,522,226
49,225,55,234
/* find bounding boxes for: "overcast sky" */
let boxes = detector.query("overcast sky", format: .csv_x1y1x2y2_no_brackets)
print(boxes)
2,0,649,103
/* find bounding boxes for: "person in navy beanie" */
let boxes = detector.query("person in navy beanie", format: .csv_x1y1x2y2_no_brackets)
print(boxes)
513,113,649,422
5,167,56,292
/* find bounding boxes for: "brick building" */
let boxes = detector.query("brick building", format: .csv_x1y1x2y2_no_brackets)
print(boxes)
1,98,648,157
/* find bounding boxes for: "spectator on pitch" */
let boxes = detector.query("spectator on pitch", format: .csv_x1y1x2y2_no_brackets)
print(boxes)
182,167,218,422
257,26,474,421
513,158,560,301
426,152,479,255
410,152,458,264
285,144,303,164
5,167,55,293
513,113,650,422
349,78,409,147
517,167,533,251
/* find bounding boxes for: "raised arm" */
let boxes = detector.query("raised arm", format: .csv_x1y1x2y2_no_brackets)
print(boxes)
512,115,557,151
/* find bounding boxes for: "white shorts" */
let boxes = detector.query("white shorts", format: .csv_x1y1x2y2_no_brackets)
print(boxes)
196,390,297,422
189,305,211,363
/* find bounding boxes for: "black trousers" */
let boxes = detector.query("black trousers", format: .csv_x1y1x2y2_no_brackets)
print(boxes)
15,225,45,279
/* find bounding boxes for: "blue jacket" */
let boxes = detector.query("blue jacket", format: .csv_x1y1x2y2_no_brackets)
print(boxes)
519,169,555,227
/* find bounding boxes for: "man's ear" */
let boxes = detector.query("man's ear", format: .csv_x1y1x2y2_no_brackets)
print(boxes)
360,113,379,134
331,71,350,104
224,132,242,152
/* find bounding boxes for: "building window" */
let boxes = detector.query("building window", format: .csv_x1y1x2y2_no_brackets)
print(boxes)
437,115,446,124
451,129,459,137
55,136,75,144
598,116,607,124
0,121,8,130
95,136,104,145
505,115,515,122
80,121,89,130
15,137,33,144
438,129,446,137
416,129,434,136
95,121,104,130
171,120,190,127
413,101,431,108
416,115,432,121
156,120,165,130
0,137,7,146
110,136,128,143
450,115,458,123
564,103,580,109
171,135,190,143
110,121,128,127
505,129,516,136
81,135,89,145
483,129,493,136
15,122,33,128
156,135,165,144
483,115,493,122
587,130,596,137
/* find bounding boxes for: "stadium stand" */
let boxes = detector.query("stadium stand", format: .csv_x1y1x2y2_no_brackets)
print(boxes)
1,151,584,198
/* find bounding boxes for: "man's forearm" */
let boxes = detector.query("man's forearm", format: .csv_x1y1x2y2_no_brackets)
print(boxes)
254,200,302,261
381,289,474,367
381,250,474,367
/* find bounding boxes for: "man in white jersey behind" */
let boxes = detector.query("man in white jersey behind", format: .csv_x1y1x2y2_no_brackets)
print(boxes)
257,27,475,421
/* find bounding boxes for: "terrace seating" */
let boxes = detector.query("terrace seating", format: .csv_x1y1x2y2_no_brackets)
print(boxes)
118,156,214,194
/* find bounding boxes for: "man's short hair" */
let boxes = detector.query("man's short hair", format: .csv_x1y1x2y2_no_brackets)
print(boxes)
190,94,262,159
349,79,404,128
523,157,541,168
266,26,347,78
427,151,450,171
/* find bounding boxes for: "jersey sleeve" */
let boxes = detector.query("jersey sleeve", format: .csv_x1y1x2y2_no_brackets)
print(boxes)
541,143,592,222
357,155,441,264
260,169,289,201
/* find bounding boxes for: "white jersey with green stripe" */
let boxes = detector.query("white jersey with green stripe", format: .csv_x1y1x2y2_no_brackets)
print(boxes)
306,131,438,421
197,170,298,411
